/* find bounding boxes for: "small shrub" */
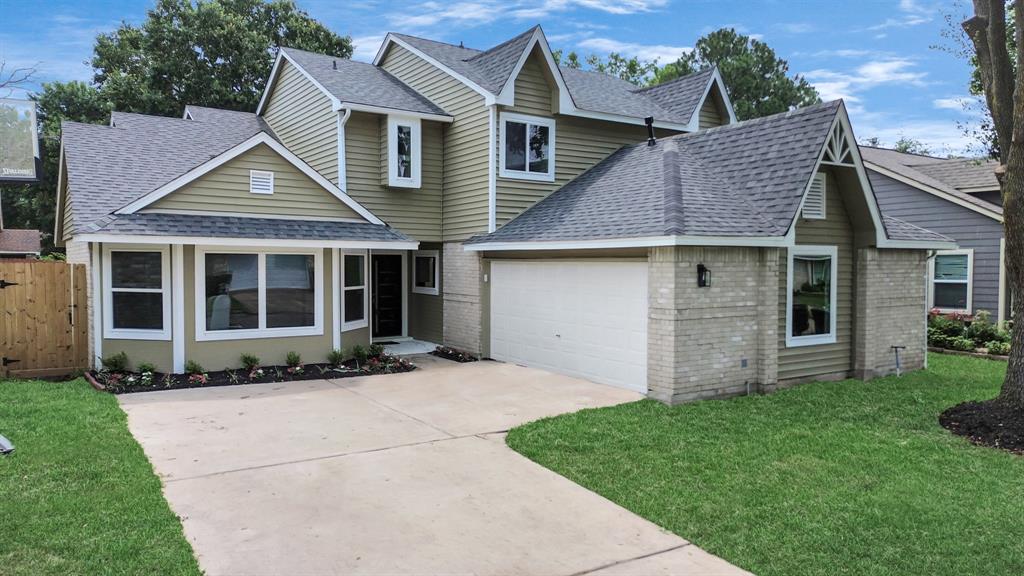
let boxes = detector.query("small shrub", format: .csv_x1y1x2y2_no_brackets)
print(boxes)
928,313,965,338
285,351,302,368
948,336,977,352
986,340,1011,355
226,369,240,385
327,348,345,367
136,362,156,374
928,328,951,349
187,373,208,386
351,345,368,366
273,366,284,380
101,351,129,373
966,310,1001,344
184,360,204,375
368,343,385,359
240,353,261,371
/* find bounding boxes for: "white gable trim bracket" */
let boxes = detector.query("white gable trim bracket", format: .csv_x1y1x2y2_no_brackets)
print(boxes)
114,132,385,225
684,67,738,131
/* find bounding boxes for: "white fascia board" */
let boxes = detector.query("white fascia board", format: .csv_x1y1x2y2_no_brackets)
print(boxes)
52,142,66,243
74,233,419,251
863,161,1004,222
341,102,453,123
877,239,959,250
375,34,497,105
257,49,342,115
685,67,737,130
563,107,690,132
958,185,1000,194
115,132,385,225
463,234,793,251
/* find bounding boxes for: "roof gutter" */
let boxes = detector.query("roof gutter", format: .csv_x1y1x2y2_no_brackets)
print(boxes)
337,101,454,123
463,234,795,252
73,233,419,251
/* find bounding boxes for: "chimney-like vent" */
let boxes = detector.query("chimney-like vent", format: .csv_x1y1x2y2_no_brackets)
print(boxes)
645,116,656,146
332,60,338,70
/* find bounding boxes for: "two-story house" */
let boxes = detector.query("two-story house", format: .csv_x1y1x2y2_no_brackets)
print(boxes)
55,26,954,404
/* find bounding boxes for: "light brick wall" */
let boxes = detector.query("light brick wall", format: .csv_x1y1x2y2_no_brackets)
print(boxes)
64,240,96,369
442,242,483,355
854,248,927,378
647,246,779,404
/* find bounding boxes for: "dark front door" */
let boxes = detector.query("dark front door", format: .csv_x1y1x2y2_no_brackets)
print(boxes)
372,254,403,338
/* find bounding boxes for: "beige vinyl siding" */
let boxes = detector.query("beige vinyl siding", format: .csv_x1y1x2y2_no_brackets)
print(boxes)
698,87,726,129
380,44,491,241
778,172,854,381
148,144,361,220
344,111,443,241
184,245,336,369
506,48,555,116
262,59,339,184
408,243,443,342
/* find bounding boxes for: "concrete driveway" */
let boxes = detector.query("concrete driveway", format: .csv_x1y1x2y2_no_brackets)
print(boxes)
120,357,748,575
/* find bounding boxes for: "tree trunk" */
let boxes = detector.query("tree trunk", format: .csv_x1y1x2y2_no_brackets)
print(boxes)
1000,163,1024,410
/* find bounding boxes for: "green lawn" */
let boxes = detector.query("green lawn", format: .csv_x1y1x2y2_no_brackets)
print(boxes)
0,379,200,576
507,354,1024,576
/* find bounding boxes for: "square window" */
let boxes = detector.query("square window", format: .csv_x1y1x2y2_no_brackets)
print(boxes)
205,253,259,331
500,113,555,182
413,251,439,295
266,254,315,328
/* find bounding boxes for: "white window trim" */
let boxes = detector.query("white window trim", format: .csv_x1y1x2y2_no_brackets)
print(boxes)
929,248,974,314
102,244,172,341
802,173,827,220
342,250,369,331
249,170,274,194
387,115,421,188
785,244,839,348
499,112,556,183
412,250,440,296
194,246,323,341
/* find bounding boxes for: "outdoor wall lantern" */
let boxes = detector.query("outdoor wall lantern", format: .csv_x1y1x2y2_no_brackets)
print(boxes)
697,264,711,288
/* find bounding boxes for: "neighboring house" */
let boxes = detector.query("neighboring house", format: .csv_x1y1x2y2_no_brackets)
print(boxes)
55,25,954,404
861,147,1008,323
0,193,41,259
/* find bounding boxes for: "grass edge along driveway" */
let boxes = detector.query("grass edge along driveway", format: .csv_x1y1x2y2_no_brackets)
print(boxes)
507,353,1024,576
0,378,200,576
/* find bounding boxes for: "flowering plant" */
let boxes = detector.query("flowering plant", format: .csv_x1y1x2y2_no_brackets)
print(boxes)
188,373,208,386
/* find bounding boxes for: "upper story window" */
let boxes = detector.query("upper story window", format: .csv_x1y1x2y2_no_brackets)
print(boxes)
500,112,555,182
388,115,421,188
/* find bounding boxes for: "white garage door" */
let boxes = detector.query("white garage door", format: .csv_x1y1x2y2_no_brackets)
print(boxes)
490,260,648,393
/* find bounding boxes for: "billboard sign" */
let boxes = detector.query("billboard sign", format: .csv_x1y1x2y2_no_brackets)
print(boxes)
0,98,39,182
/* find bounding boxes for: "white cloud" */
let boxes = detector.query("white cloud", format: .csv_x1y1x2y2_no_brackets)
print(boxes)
867,0,933,31
388,1,503,28
389,0,668,32
351,34,387,62
805,58,927,102
933,97,965,110
576,37,689,63
852,115,975,156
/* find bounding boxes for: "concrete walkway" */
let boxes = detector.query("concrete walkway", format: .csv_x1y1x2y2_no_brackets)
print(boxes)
119,359,749,575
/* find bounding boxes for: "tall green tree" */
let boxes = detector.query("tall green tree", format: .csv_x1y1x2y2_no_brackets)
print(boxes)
92,0,352,116
652,28,820,120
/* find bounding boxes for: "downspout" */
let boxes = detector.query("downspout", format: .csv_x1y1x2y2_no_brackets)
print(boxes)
925,249,937,369
488,104,497,233
337,108,352,192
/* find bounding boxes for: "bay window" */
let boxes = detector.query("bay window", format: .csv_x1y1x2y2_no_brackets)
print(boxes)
103,245,171,340
196,247,322,341
930,249,972,312
786,245,838,347
342,251,368,330
387,115,421,188
500,112,555,182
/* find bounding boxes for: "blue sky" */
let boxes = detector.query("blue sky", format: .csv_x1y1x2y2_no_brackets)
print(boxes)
0,0,983,155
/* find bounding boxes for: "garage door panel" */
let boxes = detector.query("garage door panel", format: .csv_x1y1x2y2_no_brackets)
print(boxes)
490,260,648,393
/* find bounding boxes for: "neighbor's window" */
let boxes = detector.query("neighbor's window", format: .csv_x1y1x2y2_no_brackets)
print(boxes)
387,115,421,188
932,250,972,312
786,245,837,347
500,112,555,182
412,250,439,296
105,248,170,339
198,249,322,340
343,252,368,330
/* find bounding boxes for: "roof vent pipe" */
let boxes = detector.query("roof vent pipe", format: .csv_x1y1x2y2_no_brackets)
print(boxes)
332,60,337,70
645,116,656,146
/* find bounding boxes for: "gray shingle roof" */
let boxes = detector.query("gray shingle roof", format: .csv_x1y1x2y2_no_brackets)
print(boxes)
882,215,955,244
281,47,448,117
389,29,711,126
84,213,410,242
860,146,1002,215
0,229,42,253
63,113,268,232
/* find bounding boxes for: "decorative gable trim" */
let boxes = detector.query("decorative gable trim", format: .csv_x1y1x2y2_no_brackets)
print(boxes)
493,27,576,113
114,132,385,225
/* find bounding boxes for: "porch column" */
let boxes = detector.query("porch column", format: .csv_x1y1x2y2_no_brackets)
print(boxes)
172,244,185,373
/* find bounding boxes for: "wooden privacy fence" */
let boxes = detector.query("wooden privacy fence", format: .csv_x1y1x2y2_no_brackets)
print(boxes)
1,260,89,378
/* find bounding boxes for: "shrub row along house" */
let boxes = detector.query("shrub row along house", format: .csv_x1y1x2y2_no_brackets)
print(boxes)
54,26,955,403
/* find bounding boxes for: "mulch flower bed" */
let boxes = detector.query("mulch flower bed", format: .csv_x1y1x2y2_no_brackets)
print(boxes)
430,345,478,363
88,355,416,394
939,400,1024,455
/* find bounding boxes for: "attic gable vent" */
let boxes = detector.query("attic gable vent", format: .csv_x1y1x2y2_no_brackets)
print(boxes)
803,173,826,220
249,170,274,195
